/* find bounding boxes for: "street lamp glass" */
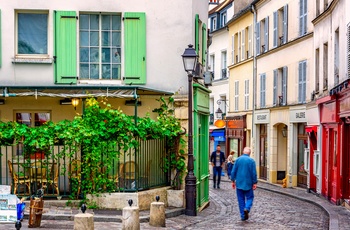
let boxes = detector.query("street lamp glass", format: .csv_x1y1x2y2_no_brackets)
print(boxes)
182,44,198,72
215,107,223,119
72,98,79,108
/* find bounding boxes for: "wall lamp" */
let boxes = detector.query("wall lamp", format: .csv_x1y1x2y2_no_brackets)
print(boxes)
60,98,80,110
282,125,288,138
215,99,228,119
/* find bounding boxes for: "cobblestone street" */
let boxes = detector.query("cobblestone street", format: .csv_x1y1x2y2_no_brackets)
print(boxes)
2,179,347,230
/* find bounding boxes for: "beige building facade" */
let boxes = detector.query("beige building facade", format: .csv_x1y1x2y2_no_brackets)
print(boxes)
254,0,315,187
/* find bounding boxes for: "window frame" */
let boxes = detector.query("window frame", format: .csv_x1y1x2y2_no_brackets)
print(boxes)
15,10,49,58
79,13,122,80
298,60,307,104
299,0,308,36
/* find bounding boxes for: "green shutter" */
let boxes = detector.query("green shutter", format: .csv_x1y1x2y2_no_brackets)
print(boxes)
124,12,146,85
54,11,77,84
202,23,207,66
195,14,199,53
0,10,2,68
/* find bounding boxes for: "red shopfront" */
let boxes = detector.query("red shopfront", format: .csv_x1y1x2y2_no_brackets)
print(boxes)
225,115,246,160
317,96,341,204
318,79,350,204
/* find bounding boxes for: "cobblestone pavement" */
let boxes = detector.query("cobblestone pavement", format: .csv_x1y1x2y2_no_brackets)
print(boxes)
1,179,349,230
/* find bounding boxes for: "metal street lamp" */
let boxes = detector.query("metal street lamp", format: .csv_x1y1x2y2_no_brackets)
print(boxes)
215,107,223,119
181,44,198,216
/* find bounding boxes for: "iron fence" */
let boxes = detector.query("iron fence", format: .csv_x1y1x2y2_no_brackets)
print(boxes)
0,138,169,198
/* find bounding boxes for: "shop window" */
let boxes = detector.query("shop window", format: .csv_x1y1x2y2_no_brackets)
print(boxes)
313,150,320,176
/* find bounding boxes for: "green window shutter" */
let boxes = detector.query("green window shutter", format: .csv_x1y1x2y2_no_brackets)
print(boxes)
202,23,207,66
54,11,77,84
123,12,146,85
195,14,199,54
0,10,2,68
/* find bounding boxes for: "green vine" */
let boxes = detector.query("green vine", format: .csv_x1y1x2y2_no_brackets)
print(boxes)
0,96,187,201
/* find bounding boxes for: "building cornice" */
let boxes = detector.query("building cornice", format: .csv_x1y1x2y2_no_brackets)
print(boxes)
256,32,313,59
228,57,253,70
312,0,339,25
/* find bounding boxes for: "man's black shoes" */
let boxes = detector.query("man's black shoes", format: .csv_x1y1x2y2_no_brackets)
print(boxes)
244,209,249,220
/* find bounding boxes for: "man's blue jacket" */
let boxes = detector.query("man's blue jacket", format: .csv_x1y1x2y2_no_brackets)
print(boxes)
231,154,257,191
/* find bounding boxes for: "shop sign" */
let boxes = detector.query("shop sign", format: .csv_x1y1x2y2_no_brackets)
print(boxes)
254,112,269,124
290,109,307,123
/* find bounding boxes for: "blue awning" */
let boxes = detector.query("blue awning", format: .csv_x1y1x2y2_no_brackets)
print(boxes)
210,128,225,137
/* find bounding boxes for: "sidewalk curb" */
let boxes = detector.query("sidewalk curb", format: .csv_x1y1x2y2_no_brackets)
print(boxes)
24,207,185,223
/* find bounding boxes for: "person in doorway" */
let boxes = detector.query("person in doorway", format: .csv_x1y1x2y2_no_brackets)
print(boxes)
226,151,235,180
210,145,225,189
231,147,257,221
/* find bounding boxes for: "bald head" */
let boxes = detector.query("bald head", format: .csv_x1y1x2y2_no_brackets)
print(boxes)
243,147,251,155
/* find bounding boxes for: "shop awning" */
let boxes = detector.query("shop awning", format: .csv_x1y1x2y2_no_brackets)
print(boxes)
305,126,317,133
210,128,225,137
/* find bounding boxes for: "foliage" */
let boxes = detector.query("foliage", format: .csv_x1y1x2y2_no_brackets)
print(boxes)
0,96,187,199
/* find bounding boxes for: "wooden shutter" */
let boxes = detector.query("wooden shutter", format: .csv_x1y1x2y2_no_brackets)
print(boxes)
302,61,307,103
256,22,260,55
273,69,278,106
245,79,249,110
54,11,77,84
264,17,269,52
283,5,288,44
202,23,207,66
124,12,146,85
195,14,199,53
248,25,252,57
241,29,245,60
261,74,266,108
298,62,303,103
273,11,278,47
231,35,234,64
303,0,307,35
282,66,288,105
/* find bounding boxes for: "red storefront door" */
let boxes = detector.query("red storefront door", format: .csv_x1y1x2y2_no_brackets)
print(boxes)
343,123,350,199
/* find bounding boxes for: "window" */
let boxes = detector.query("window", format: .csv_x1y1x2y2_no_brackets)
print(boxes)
347,24,350,78
234,33,239,62
221,12,227,27
211,17,217,31
273,5,288,47
262,17,269,53
17,12,48,55
299,60,307,103
273,67,288,106
221,51,227,79
248,25,252,58
79,14,122,80
234,81,239,111
210,54,215,78
323,43,328,90
316,0,320,16
244,79,249,110
299,0,308,36
241,29,245,61
260,74,266,108
238,31,241,62
15,111,50,156
334,28,339,85
315,48,320,92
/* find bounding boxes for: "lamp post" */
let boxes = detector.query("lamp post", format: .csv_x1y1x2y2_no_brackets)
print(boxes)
181,44,198,216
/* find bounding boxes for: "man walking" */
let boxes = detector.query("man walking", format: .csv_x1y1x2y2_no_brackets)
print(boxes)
231,147,257,221
210,145,225,189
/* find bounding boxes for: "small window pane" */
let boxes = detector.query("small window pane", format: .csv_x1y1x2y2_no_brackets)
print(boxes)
79,15,89,29
16,113,32,126
35,113,50,127
112,64,121,79
80,48,89,62
80,31,89,47
112,32,121,46
102,15,111,30
102,31,110,46
102,48,110,63
90,32,99,46
112,48,121,63
90,48,99,63
18,13,48,54
80,64,89,79
102,64,111,79
90,15,99,30
90,64,99,79
112,15,121,30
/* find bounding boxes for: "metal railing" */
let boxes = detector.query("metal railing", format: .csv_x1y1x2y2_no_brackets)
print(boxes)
0,138,169,198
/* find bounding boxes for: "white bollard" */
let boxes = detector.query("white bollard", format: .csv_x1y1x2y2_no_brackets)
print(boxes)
122,206,140,230
149,201,166,227
74,213,94,230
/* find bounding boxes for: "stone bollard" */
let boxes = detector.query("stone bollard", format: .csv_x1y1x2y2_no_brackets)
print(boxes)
122,199,140,230
74,213,94,230
149,196,165,227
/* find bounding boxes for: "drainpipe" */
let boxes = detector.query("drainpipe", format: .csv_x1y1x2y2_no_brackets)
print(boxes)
133,88,138,125
251,4,257,155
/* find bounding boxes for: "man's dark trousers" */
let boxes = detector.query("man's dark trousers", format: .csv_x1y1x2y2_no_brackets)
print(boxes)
213,166,222,188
